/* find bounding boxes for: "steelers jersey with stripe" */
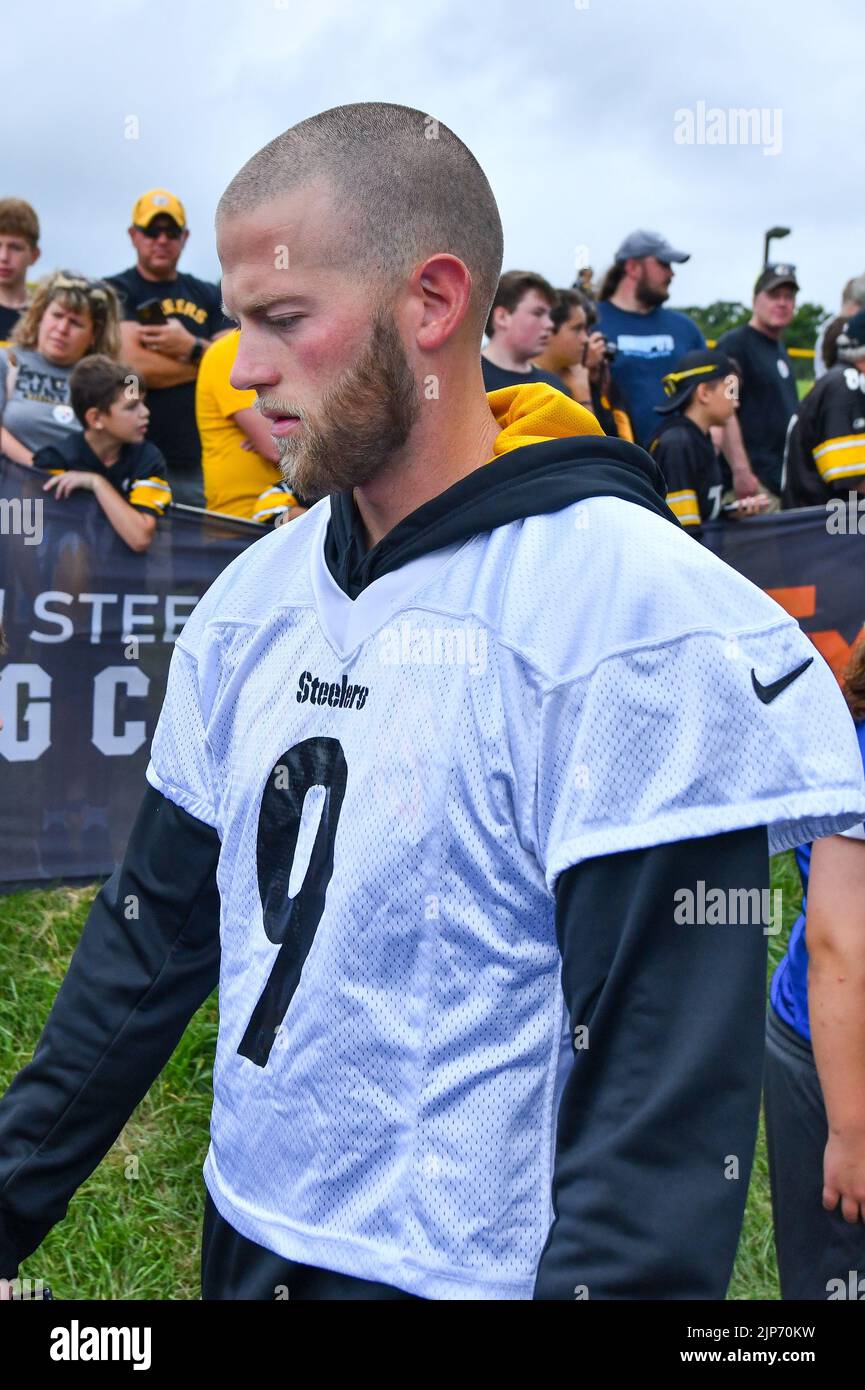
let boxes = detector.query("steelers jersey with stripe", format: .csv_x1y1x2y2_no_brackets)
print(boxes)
782,363,865,507
146,492,865,1299
32,433,172,515
650,414,724,527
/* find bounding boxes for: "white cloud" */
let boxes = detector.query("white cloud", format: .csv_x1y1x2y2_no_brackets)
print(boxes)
7,0,863,312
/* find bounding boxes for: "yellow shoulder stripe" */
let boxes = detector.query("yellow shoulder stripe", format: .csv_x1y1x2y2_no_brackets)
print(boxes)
666,488,701,526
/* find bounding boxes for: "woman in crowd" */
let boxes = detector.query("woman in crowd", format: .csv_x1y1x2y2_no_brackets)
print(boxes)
765,638,865,1298
0,270,120,464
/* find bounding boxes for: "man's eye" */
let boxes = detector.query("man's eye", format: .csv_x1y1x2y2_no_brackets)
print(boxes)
268,315,301,331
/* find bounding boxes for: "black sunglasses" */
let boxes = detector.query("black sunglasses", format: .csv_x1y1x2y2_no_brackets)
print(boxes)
136,222,184,240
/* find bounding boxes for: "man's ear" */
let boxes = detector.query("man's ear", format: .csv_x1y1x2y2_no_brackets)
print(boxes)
84,405,103,431
411,253,473,352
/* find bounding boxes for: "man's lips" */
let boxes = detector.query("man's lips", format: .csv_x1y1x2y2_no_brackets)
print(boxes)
261,409,302,437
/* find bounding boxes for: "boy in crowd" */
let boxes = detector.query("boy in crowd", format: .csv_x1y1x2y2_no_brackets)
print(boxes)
32,355,172,552
783,308,865,508
481,270,567,392
0,199,40,346
650,349,766,533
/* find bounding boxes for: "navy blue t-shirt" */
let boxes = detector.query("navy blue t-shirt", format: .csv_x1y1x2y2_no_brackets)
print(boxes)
481,357,568,395
595,302,705,447
771,717,865,1041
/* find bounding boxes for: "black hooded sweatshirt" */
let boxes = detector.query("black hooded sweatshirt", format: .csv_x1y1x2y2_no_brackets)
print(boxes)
0,410,768,1301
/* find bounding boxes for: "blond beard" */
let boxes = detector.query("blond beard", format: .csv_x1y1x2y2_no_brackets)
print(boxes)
260,309,420,503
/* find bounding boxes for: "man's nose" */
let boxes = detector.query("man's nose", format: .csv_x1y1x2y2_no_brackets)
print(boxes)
230,332,280,392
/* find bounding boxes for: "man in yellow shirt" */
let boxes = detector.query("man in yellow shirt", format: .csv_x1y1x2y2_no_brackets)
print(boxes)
195,328,303,521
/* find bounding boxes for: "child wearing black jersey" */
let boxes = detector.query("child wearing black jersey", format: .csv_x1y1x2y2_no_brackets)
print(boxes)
33,354,171,552
650,348,766,535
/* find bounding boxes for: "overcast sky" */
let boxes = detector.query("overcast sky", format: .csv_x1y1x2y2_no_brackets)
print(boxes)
9,0,860,314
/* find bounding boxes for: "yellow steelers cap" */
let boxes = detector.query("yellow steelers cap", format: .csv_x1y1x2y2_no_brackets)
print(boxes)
131,189,187,229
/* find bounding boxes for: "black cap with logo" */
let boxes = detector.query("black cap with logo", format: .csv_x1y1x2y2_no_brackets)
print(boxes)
655,348,740,415
754,263,799,295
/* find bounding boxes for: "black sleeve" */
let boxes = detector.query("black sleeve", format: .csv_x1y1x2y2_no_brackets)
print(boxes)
653,426,702,497
0,785,221,1278
534,825,769,1300
31,445,65,472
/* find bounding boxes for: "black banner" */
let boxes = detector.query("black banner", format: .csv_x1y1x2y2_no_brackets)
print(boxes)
0,458,261,886
702,502,865,682
2,460,865,887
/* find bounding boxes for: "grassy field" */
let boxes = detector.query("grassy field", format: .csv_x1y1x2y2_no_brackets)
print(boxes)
0,855,801,1300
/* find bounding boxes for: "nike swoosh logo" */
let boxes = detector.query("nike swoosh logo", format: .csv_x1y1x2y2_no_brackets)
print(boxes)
751,657,814,704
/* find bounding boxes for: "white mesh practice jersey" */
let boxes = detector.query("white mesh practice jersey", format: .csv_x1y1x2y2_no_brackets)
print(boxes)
146,494,865,1299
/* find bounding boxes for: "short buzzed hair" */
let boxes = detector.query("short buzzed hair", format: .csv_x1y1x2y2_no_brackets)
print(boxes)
218,102,504,337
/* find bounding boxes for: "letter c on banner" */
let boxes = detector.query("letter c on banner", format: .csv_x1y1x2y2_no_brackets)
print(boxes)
92,666,150,756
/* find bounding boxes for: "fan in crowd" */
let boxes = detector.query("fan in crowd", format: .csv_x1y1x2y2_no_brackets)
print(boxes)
534,287,634,440
33,355,172,553
782,308,865,508
0,270,120,464
104,190,232,507
480,270,567,392
814,275,865,379
0,199,40,346
717,264,800,510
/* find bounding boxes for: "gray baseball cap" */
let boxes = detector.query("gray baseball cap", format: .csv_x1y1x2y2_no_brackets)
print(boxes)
614,229,690,264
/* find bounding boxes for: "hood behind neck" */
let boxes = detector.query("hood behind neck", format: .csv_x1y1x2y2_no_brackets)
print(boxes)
326,383,676,599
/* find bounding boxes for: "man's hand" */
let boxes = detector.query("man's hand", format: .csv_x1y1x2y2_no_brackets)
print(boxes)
823,1131,865,1223
733,492,771,518
732,466,762,499
138,318,198,361
42,471,101,500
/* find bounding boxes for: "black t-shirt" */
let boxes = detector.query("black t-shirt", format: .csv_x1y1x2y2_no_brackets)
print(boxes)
33,431,172,516
104,266,230,476
0,304,23,343
481,356,568,394
782,364,865,508
716,324,798,494
649,414,724,532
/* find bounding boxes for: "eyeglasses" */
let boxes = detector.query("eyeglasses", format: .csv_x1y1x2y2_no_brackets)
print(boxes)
136,222,184,240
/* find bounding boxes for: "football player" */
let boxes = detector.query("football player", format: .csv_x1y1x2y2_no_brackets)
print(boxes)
1,103,864,1302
